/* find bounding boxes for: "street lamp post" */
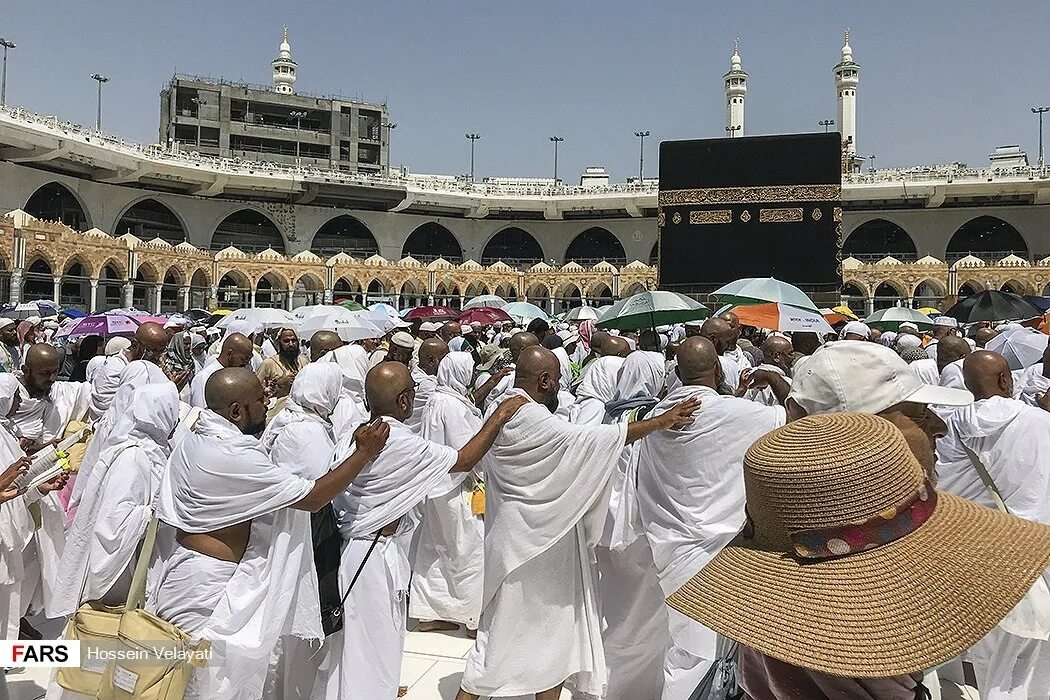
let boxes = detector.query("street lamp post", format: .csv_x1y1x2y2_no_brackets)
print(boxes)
1033,106,1050,169
868,154,877,173
90,73,109,131
819,119,835,133
634,130,649,184
289,110,307,164
381,122,397,168
0,38,15,107
465,133,480,182
191,96,207,149
725,125,741,138
550,136,564,183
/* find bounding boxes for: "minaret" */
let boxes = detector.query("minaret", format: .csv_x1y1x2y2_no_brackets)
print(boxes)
723,39,747,137
834,28,859,166
272,26,297,95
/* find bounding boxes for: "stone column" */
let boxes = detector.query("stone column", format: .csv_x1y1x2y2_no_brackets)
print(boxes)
52,276,61,305
209,285,219,310
427,294,435,306
249,289,256,308
286,291,294,311
180,286,190,311
864,296,874,316
459,294,465,310
548,298,555,315
9,269,22,305
89,279,99,311
122,283,134,309
153,284,163,314
323,287,333,304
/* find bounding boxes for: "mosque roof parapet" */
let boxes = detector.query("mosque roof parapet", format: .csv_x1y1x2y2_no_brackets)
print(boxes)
118,233,141,248
487,261,514,272
5,209,37,227
291,250,323,263
254,248,285,261
561,261,585,272
592,260,618,272
426,258,453,270
875,256,902,266
398,256,422,267
458,259,483,270
997,254,1029,266
216,246,249,259
324,252,355,265
841,256,863,270
175,241,201,253
83,227,110,239
363,254,387,266
144,237,174,249
915,255,944,265
623,260,651,270
952,255,987,268
528,261,553,272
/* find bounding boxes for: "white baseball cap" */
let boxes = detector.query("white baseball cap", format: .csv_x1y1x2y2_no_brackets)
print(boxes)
898,322,919,332
842,321,871,338
895,333,922,349
933,316,959,328
788,341,973,416
419,321,442,332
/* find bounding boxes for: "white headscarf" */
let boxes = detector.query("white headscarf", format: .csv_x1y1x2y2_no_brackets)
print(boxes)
262,362,343,453
436,351,475,398
612,350,665,401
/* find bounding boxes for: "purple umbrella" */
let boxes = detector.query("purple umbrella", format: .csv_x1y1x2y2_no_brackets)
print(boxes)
55,314,143,339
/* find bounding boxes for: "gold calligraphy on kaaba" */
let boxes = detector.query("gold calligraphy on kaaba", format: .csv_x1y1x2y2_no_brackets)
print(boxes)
759,208,804,223
833,206,843,222
689,210,732,225
657,210,666,227
658,184,840,207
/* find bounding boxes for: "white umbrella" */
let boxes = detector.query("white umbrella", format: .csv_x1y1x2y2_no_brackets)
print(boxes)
562,306,600,322
712,277,819,312
863,307,935,332
463,295,509,310
597,291,709,331
986,328,1048,370
502,301,551,325
215,307,296,331
299,311,385,342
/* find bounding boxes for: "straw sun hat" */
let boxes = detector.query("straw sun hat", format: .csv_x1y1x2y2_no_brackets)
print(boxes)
668,412,1050,678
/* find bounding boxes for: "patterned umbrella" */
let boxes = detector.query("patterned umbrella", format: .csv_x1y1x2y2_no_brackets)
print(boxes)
54,313,144,338
404,305,460,321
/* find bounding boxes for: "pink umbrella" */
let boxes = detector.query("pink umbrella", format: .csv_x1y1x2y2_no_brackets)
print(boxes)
403,306,460,321
54,313,166,339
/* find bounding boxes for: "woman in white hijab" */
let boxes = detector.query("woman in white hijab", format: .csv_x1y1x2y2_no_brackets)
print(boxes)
411,351,486,632
51,382,180,617
0,375,32,642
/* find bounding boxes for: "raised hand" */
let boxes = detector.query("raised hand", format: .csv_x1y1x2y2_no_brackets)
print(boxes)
658,396,701,430
353,418,391,459
493,395,528,425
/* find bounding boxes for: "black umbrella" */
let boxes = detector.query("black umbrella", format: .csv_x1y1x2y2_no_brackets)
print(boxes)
944,290,1041,323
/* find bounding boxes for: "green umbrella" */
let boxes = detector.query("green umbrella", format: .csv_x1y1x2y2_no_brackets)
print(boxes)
863,307,935,331
336,299,365,311
597,291,709,331
712,277,819,312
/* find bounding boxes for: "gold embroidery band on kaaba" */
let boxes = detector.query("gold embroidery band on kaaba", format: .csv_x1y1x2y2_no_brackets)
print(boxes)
689,210,732,225
658,184,841,207
759,207,804,223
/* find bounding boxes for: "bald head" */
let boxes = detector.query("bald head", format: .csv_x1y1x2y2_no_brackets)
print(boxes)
508,332,540,362
937,335,972,374
589,330,610,356
205,367,268,434
310,330,343,362
974,327,998,349
418,338,450,376
23,343,60,396
719,311,742,348
675,336,720,388
700,317,734,354
217,332,254,369
135,322,170,354
514,345,561,411
603,336,631,358
963,350,1013,400
365,361,415,420
761,335,795,372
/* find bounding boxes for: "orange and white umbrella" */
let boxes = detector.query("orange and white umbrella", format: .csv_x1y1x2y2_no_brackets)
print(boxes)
728,303,834,334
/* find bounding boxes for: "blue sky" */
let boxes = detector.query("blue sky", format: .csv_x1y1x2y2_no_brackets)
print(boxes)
4,1,1049,181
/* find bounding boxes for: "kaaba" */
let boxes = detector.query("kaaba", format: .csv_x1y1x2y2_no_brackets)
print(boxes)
657,133,842,301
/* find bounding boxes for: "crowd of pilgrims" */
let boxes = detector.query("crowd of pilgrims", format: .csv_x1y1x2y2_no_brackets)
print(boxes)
0,306,1049,700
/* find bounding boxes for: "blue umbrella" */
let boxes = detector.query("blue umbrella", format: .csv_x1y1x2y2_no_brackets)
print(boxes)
60,308,88,319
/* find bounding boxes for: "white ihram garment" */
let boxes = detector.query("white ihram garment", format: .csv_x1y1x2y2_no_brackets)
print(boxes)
187,357,222,408
939,358,966,390
1017,363,1050,407
910,358,941,386
411,353,485,628
405,367,437,434
87,352,129,419
52,384,179,617
328,344,370,406
935,396,1050,700
569,356,624,426
637,385,785,699
553,345,573,391
0,377,32,640
461,390,627,698
612,351,665,402
328,416,457,700
261,363,343,700
741,363,791,406
149,410,319,700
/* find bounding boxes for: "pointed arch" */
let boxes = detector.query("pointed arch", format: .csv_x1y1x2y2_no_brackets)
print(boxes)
482,228,544,266
115,198,187,244
957,282,980,298
401,222,463,262
23,258,54,301
60,256,94,309
312,215,380,258
650,241,659,266
565,227,626,266
999,279,1032,295
872,281,904,310
292,272,325,309
24,182,91,231
255,272,290,309
623,282,647,297
912,279,945,310
554,282,583,312
334,277,364,304
217,270,252,309
212,209,285,254
946,216,1028,262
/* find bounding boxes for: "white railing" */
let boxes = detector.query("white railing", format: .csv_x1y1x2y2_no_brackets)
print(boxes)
1,104,1046,199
